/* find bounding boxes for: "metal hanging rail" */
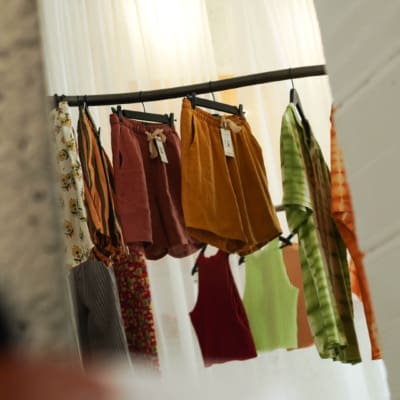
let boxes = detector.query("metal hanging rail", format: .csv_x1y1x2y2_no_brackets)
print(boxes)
54,64,327,107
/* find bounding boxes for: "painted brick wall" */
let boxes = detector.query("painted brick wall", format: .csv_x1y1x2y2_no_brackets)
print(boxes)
314,1,400,398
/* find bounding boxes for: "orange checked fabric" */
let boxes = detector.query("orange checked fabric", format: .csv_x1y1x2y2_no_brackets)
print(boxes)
330,107,382,360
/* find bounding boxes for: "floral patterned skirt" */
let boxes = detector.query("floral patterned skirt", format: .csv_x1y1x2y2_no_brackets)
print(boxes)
114,244,158,366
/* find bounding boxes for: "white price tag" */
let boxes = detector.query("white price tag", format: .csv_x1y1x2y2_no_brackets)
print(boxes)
155,138,168,163
220,128,235,158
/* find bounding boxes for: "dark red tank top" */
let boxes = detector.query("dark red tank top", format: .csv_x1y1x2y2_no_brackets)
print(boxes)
190,250,257,367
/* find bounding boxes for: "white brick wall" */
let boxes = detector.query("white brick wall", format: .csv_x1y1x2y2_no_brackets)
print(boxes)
314,1,400,398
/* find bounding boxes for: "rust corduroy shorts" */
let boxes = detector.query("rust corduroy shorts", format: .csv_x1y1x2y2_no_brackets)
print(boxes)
110,113,200,260
180,98,281,255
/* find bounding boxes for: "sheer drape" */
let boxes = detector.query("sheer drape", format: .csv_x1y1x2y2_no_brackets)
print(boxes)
38,1,389,398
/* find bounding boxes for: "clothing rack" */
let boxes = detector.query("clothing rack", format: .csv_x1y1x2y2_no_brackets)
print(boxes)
53,65,326,219
54,64,327,107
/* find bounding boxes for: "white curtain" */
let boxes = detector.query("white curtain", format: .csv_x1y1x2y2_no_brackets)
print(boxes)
38,1,389,399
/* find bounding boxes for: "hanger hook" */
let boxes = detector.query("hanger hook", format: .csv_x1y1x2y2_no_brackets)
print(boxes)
54,94,59,108
289,67,294,89
139,91,146,112
208,81,216,102
83,95,88,109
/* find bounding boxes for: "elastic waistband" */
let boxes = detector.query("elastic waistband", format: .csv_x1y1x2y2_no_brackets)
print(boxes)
181,98,250,129
110,113,176,136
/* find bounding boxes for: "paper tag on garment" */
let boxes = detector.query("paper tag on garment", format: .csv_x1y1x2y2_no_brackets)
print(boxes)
155,138,168,163
220,128,235,157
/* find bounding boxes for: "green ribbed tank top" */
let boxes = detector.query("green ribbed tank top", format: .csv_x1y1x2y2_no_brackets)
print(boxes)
243,238,298,352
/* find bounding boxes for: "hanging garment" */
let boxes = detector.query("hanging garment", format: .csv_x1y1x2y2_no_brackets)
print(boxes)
50,101,93,269
110,114,200,260
77,106,126,265
114,244,158,365
243,238,298,352
348,258,362,299
330,107,381,360
69,258,130,365
293,105,361,363
282,243,314,349
180,98,281,255
280,104,349,362
190,250,257,366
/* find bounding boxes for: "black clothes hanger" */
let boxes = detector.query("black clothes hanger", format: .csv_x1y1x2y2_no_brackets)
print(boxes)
54,94,66,108
111,100,175,128
208,84,223,118
81,97,102,141
191,244,208,276
237,234,292,262
275,204,295,248
112,105,175,127
279,234,294,248
187,92,244,119
192,246,247,273
290,88,307,122
193,235,292,270
289,69,307,122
